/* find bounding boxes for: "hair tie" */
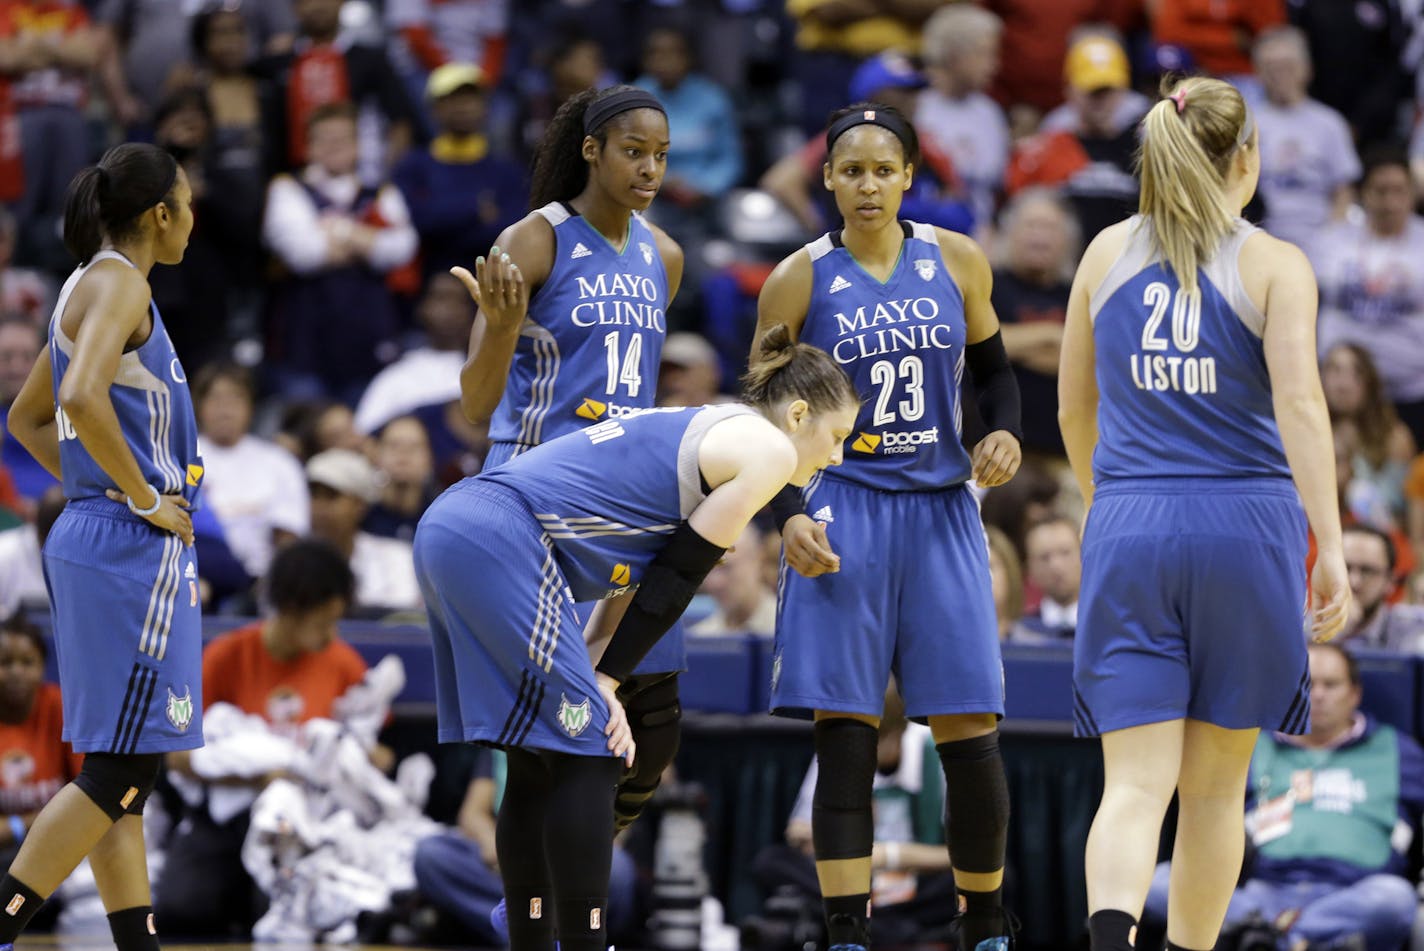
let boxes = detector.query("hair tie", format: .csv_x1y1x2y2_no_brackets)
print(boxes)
1169,90,1187,114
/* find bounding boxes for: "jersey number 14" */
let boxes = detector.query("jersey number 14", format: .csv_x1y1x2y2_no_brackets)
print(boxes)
602,331,644,397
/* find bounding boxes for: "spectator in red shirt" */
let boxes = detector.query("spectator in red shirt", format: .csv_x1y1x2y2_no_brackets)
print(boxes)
156,539,367,936
1151,0,1284,80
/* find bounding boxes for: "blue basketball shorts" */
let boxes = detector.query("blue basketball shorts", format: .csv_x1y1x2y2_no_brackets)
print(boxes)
42,497,204,754
1073,478,1312,737
481,442,686,676
770,477,1004,720
414,480,618,757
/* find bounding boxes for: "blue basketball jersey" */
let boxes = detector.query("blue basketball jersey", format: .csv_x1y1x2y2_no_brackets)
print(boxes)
1091,217,1290,482
797,221,974,491
481,403,753,602
48,251,204,503
487,202,670,453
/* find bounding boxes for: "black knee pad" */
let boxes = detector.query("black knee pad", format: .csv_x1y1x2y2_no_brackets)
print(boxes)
74,752,163,821
614,674,682,831
811,718,878,860
936,731,1010,874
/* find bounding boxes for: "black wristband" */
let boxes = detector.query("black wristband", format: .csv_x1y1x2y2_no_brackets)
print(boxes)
596,522,727,682
768,484,807,533
966,331,1022,443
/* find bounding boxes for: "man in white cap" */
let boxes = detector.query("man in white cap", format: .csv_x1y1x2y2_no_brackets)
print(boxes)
657,332,723,408
306,448,422,614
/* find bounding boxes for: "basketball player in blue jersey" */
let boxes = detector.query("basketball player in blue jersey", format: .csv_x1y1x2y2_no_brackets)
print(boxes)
452,84,690,841
2,144,201,951
1058,76,1351,951
414,327,858,951
757,103,1021,951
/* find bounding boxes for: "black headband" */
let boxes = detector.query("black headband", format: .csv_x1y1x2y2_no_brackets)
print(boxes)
826,107,914,157
98,159,179,223
583,88,666,134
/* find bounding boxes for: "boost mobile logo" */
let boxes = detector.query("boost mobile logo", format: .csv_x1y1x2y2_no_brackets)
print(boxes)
577,397,642,422
852,429,939,454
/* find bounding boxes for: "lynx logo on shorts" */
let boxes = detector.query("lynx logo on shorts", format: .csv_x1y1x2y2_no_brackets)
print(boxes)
529,898,543,919
610,563,631,586
166,686,194,732
914,259,937,281
558,693,592,737
852,428,939,454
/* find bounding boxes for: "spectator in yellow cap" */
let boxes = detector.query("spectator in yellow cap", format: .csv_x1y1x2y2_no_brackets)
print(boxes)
1005,29,1142,242
393,62,528,281
1040,31,1151,138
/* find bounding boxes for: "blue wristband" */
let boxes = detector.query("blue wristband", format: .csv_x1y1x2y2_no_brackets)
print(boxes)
8,814,24,844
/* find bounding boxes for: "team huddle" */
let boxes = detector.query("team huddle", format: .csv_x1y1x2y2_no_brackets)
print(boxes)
2,70,1348,951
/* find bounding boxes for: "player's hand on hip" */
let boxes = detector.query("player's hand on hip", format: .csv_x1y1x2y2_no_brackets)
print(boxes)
971,431,1021,488
1309,549,1351,643
450,246,528,335
783,514,840,578
596,672,636,768
105,489,194,546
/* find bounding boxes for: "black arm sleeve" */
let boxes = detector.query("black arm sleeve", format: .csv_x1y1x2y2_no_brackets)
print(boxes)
596,522,727,683
966,331,1022,442
768,484,807,533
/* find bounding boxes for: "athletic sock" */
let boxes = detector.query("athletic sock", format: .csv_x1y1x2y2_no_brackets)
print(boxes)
959,886,1008,951
108,905,160,951
824,893,869,948
1088,909,1138,951
0,874,43,942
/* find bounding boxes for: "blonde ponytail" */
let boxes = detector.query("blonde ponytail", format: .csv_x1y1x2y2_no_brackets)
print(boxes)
1138,76,1252,294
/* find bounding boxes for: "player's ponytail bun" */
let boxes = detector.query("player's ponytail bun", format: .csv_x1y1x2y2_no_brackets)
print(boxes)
742,324,857,415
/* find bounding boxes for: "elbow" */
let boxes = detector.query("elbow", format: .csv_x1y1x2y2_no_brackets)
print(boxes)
58,383,100,424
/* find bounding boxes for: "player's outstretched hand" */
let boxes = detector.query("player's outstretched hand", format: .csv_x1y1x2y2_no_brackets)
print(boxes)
451,246,528,335
783,514,839,578
105,489,193,546
1309,549,1351,643
971,430,1021,488
597,672,636,767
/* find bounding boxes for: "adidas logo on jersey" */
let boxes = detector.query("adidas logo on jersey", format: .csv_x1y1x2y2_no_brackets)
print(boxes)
812,505,834,523
571,242,592,259
828,275,852,294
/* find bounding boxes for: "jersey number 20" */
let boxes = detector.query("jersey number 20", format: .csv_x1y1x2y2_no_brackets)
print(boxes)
1142,282,1201,352
602,331,644,397
870,356,925,425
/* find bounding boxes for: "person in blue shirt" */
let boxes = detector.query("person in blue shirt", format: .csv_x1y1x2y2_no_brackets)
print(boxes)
4,143,201,951
757,101,1022,951
454,84,689,839
1058,76,1351,951
633,26,742,210
414,326,859,951
392,63,528,282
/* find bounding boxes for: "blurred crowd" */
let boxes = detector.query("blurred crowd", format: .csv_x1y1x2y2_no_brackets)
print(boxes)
9,0,1424,945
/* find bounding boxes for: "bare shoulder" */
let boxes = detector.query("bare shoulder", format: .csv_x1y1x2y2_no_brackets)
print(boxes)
1074,219,1136,293
1239,230,1314,313
82,258,152,312
933,227,990,288
702,412,797,476
758,248,814,325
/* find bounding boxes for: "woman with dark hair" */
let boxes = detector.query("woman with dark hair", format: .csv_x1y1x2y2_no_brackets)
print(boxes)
758,101,1021,951
1322,342,1414,521
454,83,688,839
417,325,857,951
4,142,201,951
